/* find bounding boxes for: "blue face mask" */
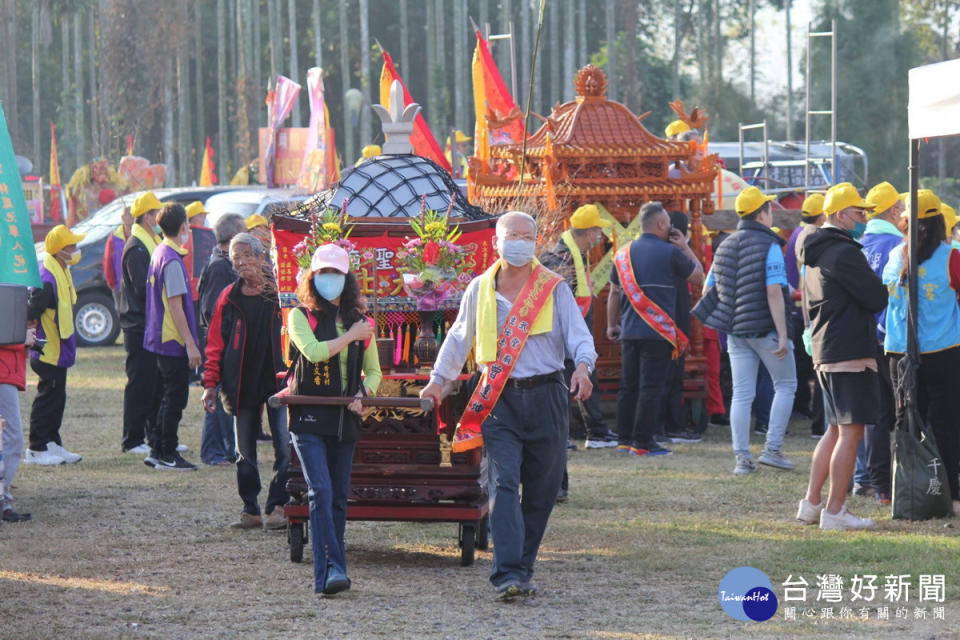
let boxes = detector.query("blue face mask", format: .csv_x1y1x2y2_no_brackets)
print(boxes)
852,221,867,239
500,239,536,267
313,273,346,301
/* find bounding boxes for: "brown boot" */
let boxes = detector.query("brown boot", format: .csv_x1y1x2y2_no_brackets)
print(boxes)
263,506,286,530
231,512,263,529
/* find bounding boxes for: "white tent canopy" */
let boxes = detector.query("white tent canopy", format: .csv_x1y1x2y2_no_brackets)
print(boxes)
908,58,960,140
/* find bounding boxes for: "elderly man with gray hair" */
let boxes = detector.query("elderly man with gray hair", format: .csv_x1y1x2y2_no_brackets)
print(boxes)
421,211,597,601
202,233,289,529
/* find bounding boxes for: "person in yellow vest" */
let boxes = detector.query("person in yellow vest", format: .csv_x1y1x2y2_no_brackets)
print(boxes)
665,119,691,140
245,213,271,249
420,211,597,600
539,205,618,456
445,130,471,178
354,144,382,167
23,225,86,465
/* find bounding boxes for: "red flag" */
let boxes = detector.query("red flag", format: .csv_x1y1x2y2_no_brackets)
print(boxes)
472,31,525,145
49,122,64,223
200,136,217,186
126,134,134,156
379,49,452,171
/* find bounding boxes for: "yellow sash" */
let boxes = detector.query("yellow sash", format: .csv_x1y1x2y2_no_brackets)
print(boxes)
131,222,159,254
42,254,76,340
453,265,562,453
475,259,553,364
560,230,592,317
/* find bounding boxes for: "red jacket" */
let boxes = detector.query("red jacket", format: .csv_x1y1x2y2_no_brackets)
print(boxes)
0,343,28,391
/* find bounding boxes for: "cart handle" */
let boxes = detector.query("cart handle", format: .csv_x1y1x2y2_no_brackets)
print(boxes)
268,394,434,412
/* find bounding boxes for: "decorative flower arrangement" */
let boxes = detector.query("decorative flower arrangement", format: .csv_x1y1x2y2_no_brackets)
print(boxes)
292,201,356,270
395,198,468,309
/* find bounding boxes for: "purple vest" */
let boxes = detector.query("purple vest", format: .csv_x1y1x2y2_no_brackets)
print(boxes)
144,242,198,357
32,264,77,368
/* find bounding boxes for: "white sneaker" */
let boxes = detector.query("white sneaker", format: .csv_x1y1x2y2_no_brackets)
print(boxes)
819,505,875,531
733,455,756,475
176,444,189,453
23,448,65,466
125,444,151,455
796,498,823,524
47,442,82,464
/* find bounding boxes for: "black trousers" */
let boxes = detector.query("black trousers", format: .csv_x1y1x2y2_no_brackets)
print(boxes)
234,406,290,515
155,354,190,458
889,347,960,501
659,355,686,435
617,339,673,449
866,353,895,494
563,359,606,438
121,330,162,451
28,360,68,451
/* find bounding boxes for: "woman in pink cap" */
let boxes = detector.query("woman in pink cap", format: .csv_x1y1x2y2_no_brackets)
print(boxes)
285,243,380,595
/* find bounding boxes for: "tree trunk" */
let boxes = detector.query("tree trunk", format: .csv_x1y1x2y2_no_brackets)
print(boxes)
194,3,204,159
498,0,511,91
453,0,465,131
252,0,261,125
623,0,638,111
400,0,409,75
360,0,370,144
236,0,250,174
32,3,40,166
289,0,300,126
785,0,793,139
88,9,100,157
177,26,191,184
73,14,84,169
434,0,445,136
578,0,587,68
268,0,278,81
563,0,574,100
533,0,543,114
549,0,559,105
672,0,681,98
313,0,322,69
714,0,722,94
163,59,174,183
339,0,354,164
605,0,616,101
425,0,436,133
5,0,19,150
749,0,755,105
217,0,227,183
519,0,530,111
479,0,488,39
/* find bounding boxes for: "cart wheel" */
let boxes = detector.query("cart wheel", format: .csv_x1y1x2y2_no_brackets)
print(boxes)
289,522,304,563
476,516,489,551
459,523,476,567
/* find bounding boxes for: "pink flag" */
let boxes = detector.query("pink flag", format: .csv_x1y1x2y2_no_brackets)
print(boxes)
297,68,333,193
265,74,302,187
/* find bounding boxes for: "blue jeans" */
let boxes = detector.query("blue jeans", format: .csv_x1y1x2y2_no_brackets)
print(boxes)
291,432,355,594
753,365,774,427
727,334,797,458
201,389,235,464
483,381,567,587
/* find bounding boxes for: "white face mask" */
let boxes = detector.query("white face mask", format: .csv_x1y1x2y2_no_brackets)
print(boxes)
180,232,190,246
499,239,536,267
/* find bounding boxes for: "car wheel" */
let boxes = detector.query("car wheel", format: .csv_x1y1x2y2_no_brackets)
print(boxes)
75,291,121,347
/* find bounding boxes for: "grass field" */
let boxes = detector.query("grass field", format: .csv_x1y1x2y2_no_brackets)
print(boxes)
2,346,959,639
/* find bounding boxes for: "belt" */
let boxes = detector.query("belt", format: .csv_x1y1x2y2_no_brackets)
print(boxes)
504,371,563,390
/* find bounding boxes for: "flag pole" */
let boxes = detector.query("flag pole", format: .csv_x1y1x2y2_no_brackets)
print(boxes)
518,0,546,187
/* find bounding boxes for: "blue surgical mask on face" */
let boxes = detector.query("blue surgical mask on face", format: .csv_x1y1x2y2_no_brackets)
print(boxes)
500,239,536,267
313,273,346,301
852,221,867,239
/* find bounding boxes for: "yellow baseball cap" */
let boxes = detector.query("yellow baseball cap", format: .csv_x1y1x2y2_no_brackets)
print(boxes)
570,204,612,229
904,189,942,219
735,186,776,217
664,120,691,138
185,201,207,220
45,224,86,255
245,213,269,230
941,203,956,233
823,182,875,215
865,181,900,219
801,193,825,217
131,191,163,218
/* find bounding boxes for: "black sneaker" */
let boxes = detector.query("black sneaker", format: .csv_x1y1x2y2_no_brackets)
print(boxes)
645,443,673,456
666,431,703,443
143,450,161,469
709,414,730,427
753,423,768,435
155,453,198,471
566,439,577,451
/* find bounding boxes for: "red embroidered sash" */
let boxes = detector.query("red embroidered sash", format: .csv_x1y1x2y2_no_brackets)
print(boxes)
613,243,689,359
451,265,562,453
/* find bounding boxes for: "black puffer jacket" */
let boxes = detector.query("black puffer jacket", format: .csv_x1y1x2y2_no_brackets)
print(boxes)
799,226,887,365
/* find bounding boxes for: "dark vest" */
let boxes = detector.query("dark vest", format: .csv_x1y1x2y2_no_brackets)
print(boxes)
697,219,785,337
287,303,364,441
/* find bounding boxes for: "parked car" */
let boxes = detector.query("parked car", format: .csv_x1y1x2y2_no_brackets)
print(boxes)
203,187,305,229
35,187,235,347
